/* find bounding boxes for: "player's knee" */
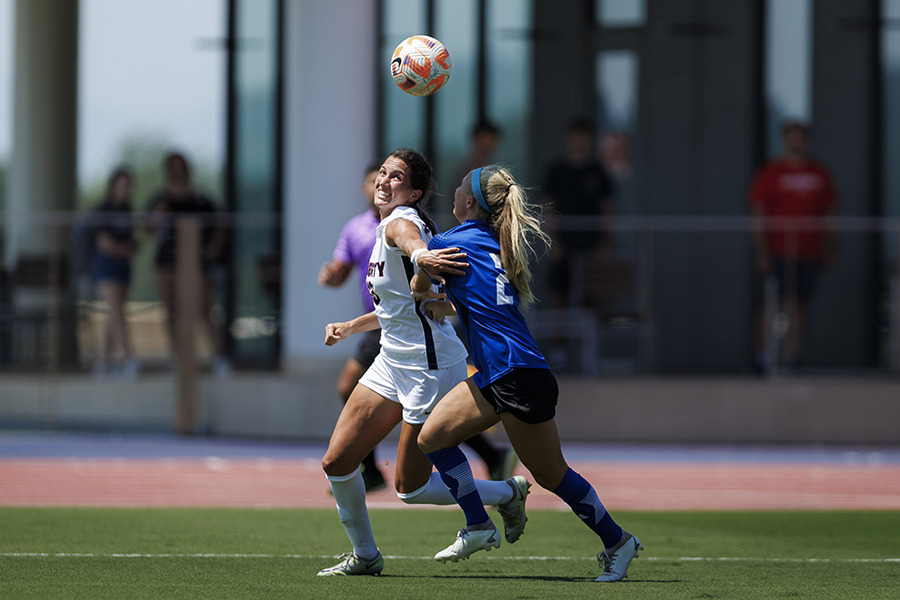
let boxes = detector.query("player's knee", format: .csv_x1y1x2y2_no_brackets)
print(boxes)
529,463,569,492
321,453,349,477
395,477,428,503
417,431,437,455
392,474,410,495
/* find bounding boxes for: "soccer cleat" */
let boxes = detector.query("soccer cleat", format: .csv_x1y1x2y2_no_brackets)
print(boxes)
317,551,384,576
595,532,643,582
434,523,501,563
489,448,519,481
496,475,530,543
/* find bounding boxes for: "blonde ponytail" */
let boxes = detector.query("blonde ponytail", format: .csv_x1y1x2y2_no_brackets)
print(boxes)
475,165,550,307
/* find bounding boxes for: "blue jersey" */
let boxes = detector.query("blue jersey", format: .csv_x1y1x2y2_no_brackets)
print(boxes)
429,220,549,387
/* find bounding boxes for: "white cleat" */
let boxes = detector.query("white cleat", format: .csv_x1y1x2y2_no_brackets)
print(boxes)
497,475,531,543
595,532,643,582
317,551,383,576
434,523,501,563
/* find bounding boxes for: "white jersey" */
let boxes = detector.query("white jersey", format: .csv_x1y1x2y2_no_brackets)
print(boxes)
366,206,468,371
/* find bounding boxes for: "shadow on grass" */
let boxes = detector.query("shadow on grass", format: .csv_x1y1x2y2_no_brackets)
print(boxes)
375,574,685,583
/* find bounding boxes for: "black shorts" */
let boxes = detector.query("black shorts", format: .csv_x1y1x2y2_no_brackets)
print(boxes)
479,368,558,424
354,329,381,370
91,253,131,284
754,256,823,306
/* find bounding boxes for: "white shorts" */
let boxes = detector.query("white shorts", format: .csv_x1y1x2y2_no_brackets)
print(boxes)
358,352,467,424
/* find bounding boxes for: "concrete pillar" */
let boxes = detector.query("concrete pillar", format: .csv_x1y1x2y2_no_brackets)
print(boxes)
282,0,377,372
6,0,79,267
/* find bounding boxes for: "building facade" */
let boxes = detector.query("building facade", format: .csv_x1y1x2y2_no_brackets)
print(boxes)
3,0,899,376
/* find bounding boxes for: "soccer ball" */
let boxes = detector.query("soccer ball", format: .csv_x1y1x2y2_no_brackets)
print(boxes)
390,35,451,97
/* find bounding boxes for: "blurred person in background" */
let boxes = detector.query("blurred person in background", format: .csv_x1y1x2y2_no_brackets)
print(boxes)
145,151,231,377
448,121,503,216
747,121,839,374
87,166,139,380
543,117,616,303
542,117,615,370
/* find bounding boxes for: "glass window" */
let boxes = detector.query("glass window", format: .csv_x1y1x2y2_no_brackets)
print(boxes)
487,0,533,185
764,0,812,156
886,0,900,365
77,0,226,365
0,0,11,183
884,0,900,223
382,0,427,155
596,51,638,132
229,0,282,366
595,51,638,233
434,0,477,203
78,0,225,191
596,0,646,27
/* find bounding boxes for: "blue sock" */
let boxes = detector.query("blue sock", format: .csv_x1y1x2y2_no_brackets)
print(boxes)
426,447,490,527
553,467,623,548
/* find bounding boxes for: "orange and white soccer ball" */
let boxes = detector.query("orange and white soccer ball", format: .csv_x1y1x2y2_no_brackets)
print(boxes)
390,35,451,97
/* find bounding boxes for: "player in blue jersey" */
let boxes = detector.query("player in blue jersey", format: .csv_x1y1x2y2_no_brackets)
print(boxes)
410,164,642,582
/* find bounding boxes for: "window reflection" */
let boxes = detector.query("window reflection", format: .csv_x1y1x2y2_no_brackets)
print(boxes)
764,0,811,156
487,0,533,184
595,0,646,27
883,0,900,266
382,0,427,153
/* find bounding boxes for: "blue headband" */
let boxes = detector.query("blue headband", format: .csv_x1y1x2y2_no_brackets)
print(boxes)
470,167,492,214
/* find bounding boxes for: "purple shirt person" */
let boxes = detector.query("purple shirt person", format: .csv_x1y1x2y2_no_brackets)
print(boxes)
330,209,379,312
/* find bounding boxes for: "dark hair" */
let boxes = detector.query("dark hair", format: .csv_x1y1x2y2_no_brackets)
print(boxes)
364,161,382,176
471,119,501,138
387,147,438,234
163,151,191,180
567,117,596,136
107,165,133,192
781,121,810,137
467,165,549,307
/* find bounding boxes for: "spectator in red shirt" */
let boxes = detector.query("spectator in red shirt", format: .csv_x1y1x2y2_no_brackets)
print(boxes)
747,121,838,373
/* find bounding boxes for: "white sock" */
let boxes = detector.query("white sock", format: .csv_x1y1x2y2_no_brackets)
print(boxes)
397,471,514,506
327,468,378,559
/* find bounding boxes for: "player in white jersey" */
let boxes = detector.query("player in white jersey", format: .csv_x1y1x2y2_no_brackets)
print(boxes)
364,204,467,374
317,149,532,578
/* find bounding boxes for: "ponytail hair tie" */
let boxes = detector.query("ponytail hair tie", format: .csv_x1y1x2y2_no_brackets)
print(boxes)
470,167,492,214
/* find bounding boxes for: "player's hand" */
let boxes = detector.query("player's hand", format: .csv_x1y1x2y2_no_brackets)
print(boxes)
421,299,453,324
317,261,340,286
413,288,446,302
324,321,351,346
415,247,468,280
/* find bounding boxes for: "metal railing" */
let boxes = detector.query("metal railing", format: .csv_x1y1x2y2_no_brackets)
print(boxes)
2,211,899,378
531,214,900,375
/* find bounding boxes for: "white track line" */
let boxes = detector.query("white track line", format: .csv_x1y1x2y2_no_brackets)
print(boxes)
1,553,898,563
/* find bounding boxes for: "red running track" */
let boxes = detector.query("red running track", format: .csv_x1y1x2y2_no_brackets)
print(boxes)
2,458,899,510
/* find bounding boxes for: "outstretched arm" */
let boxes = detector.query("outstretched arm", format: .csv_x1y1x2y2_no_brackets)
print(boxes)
385,218,469,283
324,311,379,346
318,259,353,287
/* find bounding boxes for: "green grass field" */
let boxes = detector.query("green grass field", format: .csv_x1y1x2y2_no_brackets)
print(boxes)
1,507,898,599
